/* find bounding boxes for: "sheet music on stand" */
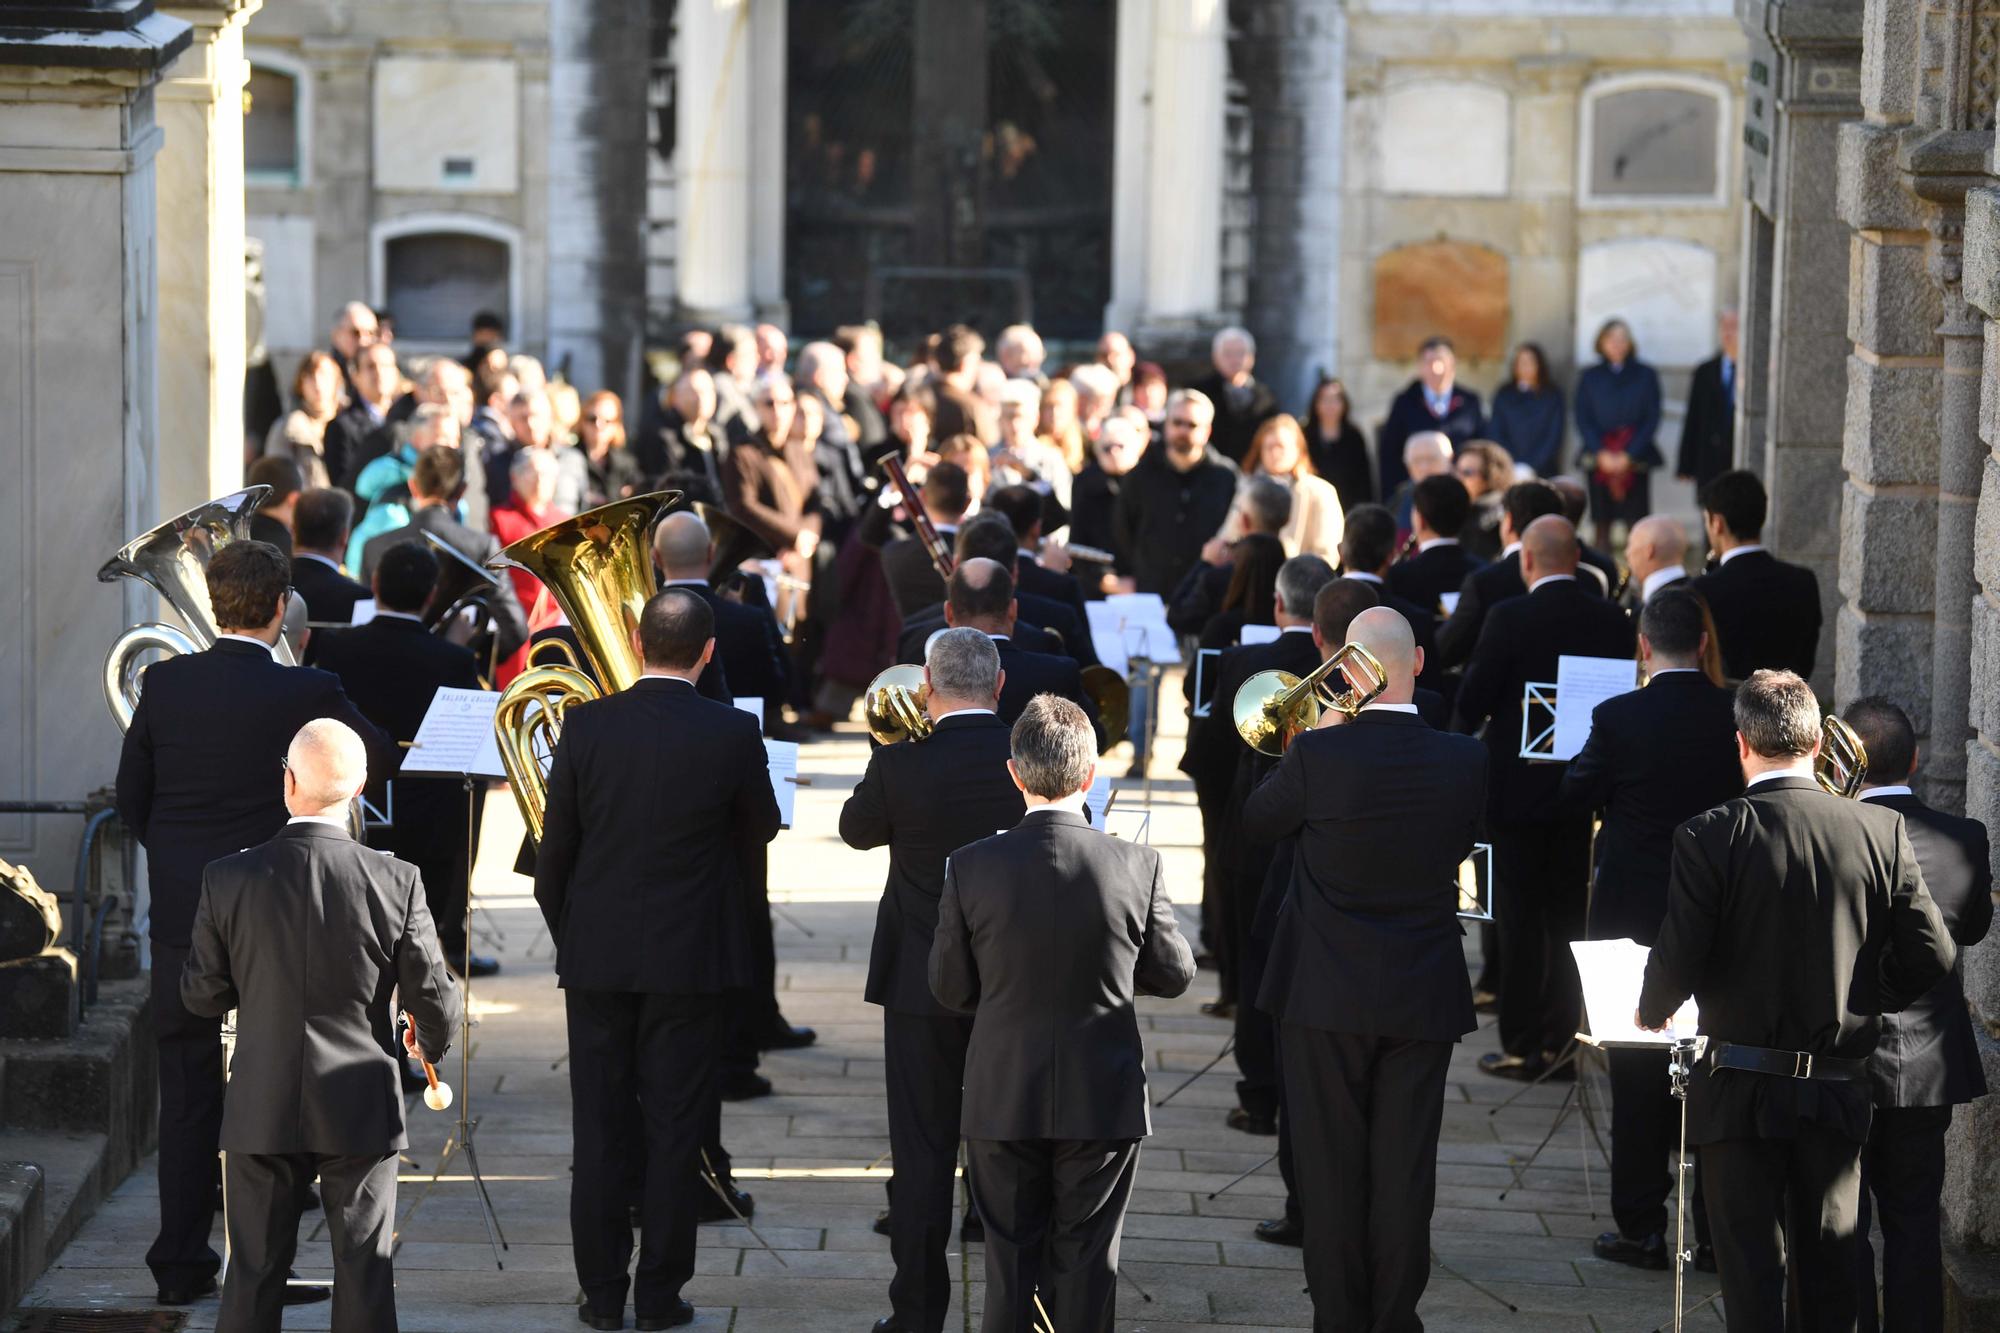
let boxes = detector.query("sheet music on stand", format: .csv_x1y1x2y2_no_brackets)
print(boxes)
1239,623,1281,647
1571,938,1700,1048
400,687,507,778
1088,594,1179,676
765,739,801,828
1552,655,1639,759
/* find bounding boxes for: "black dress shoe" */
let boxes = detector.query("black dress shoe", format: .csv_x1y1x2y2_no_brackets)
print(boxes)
1695,1244,1717,1273
872,1208,892,1236
156,1276,218,1305
1477,1051,1547,1082
635,1299,695,1329
1226,1106,1278,1136
1254,1217,1304,1247
697,1182,755,1222
578,1306,623,1331
1593,1230,1669,1270
960,1211,983,1243
872,1319,914,1333
449,953,500,978
759,1023,817,1051
718,1071,773,1101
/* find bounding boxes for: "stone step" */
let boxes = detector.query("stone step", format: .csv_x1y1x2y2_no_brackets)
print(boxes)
0,1130,111,1315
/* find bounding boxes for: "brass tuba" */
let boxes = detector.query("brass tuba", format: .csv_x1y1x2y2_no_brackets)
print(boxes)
97,486,306,732
863,664,932,745
1816,715,1869,799
1232,642,1390,756
489,491,680,843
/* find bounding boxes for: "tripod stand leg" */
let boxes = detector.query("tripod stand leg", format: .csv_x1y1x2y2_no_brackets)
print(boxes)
1207,1152,1278,1200
1153,1038,1235,1109
458,1126,509,1265
1487,1036,1580,1116
1431,1248,1519,1313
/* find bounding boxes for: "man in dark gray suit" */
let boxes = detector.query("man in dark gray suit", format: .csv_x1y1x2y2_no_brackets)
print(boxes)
930,696,1195,1333
182,719,457,1333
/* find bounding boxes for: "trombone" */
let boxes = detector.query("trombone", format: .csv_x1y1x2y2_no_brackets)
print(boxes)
1232,643,1389,756
1816,715,1869,798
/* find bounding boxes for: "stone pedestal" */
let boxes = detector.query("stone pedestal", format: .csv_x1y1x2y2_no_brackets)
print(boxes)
155,0,259,522
0,2,190,905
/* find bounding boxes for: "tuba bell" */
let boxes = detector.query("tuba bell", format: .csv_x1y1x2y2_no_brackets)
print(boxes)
97,486,305,732
863,664,932,745
1815,715,1869,799
1232,642,1390,757
489,491,680,843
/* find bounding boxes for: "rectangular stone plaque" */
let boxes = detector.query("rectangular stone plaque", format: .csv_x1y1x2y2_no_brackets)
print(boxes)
1745,29,1779,217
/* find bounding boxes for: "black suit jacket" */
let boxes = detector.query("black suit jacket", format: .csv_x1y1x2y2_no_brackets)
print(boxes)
1245,709,1487,1040
1639,776,1953,1144
1182,629,1322,796
1387,542,1481,616
250,512,293,556
114,640,393,946
841,713,1026,1015
931,810,1194,1139
1454,578,1637,825
1692,549,1822,680
880,534,949,618
994,637,1105,749
358,505,530,663
293,553,372,627
1677,354,1734,487
895,610,1060,667
1013,558,1098,667
1557,671,1742,945
181,822,458,1154
666,580,790,711
533,678,781,993
1377,381,1486,497
1436,552,1524,670
1861,792,1993,1108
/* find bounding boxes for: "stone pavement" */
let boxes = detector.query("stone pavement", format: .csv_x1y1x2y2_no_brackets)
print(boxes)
11,696,1720,1331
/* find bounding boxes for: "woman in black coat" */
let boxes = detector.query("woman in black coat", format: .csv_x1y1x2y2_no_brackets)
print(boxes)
1573,319,1664,551
1302,377,1373,512
1487,342,1565,477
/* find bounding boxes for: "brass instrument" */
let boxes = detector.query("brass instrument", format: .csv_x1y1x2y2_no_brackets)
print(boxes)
881,455,954,581
1080,665,1131,755
489,491,680,843
97,486,306,731
1232,643,1390,756
1816,715,1869,799
863,663,932,745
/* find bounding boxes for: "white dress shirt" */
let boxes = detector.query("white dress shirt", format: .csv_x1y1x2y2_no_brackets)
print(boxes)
1746,766,1813,789
934,707,997,722
1641,567,1688,604
287,813,349,830
1859,785,1914,801
1527,573,1577,594
1720,544,1767,565
216,633,277,656
1359,701,1419,716
1024,791,1089,818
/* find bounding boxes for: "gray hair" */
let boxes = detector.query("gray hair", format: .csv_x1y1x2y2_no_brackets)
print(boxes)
1167,387,1214,420
1734,669,1821,759
1276,554,1337,620
1068,362,1118,404
510,446,559,485
926,627,1001,703
1009,694,1097,799
1242,475,1294,536
1213,325,1256,357
1404,430,1452,466
796,340,843,384
997,323,1045,364
997,378,1041,412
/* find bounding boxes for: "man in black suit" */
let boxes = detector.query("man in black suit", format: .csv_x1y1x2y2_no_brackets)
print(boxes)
950,514,1094,667
327,341,401,493
1376,336,1486,498
879,460,968,617
1456,516,1636,1078
1556,589,1740,1268
1676,311,1738,490
114,541,392,1305
1387,474,1483,613
246,456,302,555
1243,606,1487,1329
931,696,1195,1333
985,484,1095,646
1843,698,1993,1333
1435,480,1568,669
1639,671,1953,1331
1693,469,1823,680
290,488,373,628
842,629,1026,1333
1623,515,1692,613
535,589,782,1330
310,542,495,976
181,719,457,1333
1332,505,1442,693
357,446,529,663
934,558,1104,748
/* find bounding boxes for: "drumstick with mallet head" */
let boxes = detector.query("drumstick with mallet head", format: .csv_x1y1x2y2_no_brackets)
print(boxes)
402,1011,453,1111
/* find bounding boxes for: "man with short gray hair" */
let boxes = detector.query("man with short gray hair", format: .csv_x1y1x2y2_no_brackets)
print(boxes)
1192,324,1279,465
1639,669,1953,1330
931,694,1194,1333
842,627,1025,1333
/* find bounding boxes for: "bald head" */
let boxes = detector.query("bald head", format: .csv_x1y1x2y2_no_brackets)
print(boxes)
1347,607,1418,705
945,557,1016,632
1520,514,1580,583
652,510,713,579
285,719,368,815
1626,515,1688,587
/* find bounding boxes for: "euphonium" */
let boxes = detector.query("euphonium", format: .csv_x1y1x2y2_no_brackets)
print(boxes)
97,486,305,732
863,664,932,745
1232,642,1390,756
489,491,680,843
1815,715,1869,799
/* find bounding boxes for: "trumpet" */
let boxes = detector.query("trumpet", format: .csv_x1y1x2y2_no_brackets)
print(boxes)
1233,642,1390,756
1816,715,1869,799
863,663,931,745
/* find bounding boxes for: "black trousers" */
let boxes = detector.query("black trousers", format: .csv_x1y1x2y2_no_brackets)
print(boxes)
1490,818,1591,1059
1281,1023,1452,1333
565,990,721,1317
883,1008,975,1333
721,847,781,1077
1274,1025,1302,1230
964,1137,1140,1333
1608,1048,1711,1244
220,1150,398,1333
1701,1121,1865,1332
1231,837,1289,1119
380,782,472,958
1855,1104,1951,1333
147,941,225,1289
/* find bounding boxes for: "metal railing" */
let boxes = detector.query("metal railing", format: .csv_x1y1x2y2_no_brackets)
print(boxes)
0,799,128,1011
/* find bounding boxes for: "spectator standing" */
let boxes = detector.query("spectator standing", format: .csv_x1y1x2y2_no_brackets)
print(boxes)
755,322,789,376
991,380,1072,509
1191,326,1280,467
1378,335,1485,498
1096,329,1136,401
1574,319,1664,552
327,300,378,397
1238,415,1343,560
711,324,761,444
1487,343,1565,477
1302,376,1372,513
577,391,642,506
1385,431,1454,536
1038,377,1087,474
327,342,401,492
1678,310,1739,491
466,359,520,517
1454,440,1515,560
1069,414,1146,595
649,370,728,501
509,388,591,517
995,323,1048,386
1115,389,1239,597
930,325,995,445
264,350,345,490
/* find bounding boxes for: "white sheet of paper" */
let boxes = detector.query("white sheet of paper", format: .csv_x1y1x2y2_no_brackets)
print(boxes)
1191,648,1222,718
1104,593,1179,662
764,738,799,828
349,598,377,626
1084,775,1112,825
400,687,507,778
1239,623,1281,646
1551,655,1639,761
735,697,765,727
1085,602,1131,676
1570,938,1699,1047
1438,591,1462,617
